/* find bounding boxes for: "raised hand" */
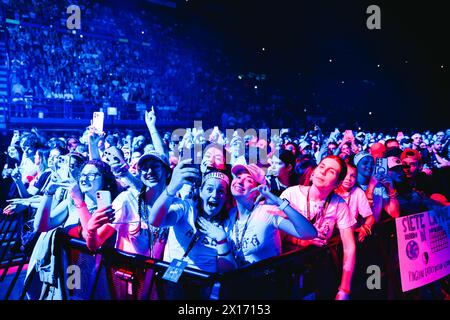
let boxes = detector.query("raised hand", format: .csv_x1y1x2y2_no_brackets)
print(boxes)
88,124,104,144
166,159,201,195
197,216,226,242
251,184,281,206
145,106,157,129
3,203,27,215
87,205,115,232
70,183,84,205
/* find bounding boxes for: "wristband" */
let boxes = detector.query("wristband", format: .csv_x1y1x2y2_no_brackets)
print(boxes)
278,199,290,211
217,249,231,257
45,190,55,196
338,287,350,295
216,238,227,245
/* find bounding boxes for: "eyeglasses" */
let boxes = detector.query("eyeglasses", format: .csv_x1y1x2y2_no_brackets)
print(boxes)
80,173,101,181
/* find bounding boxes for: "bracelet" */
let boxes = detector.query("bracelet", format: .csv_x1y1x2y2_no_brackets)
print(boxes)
217,249,231,257
388,190,398,199
361,224,372,236
216,238,227,245
278,199,290,211
165,188,176,197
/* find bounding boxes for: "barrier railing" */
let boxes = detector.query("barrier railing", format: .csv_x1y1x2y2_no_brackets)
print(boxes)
11,216,450,300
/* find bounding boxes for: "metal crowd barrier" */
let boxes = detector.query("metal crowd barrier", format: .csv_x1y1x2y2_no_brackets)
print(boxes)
9,217,449,300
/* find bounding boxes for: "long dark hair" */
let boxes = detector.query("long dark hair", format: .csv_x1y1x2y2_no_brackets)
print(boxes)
81,159,119,199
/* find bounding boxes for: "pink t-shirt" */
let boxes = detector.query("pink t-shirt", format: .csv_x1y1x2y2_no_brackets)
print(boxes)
280,186,356,240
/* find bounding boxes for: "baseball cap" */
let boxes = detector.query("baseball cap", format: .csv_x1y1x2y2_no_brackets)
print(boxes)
137,150,170,170
299,141,310,150
400,148,422,163
369,142,385,159
387,156,404,170
231,163,266,185
353,151,373,167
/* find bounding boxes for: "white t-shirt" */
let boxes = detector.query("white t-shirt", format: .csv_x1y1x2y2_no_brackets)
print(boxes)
225,204,285,267
163,199,223,273
111,189,167,258
359,184,389,222
280,186,356,240
336,186,373,225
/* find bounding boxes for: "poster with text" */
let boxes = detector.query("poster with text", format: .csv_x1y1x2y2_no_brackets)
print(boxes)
396,206,450,292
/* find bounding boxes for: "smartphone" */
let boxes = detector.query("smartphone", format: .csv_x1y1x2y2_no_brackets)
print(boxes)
183,163,201,187
96,190,111,210
102,146,126,166
374,158,388,176
57,155,70,181
92,111,104,134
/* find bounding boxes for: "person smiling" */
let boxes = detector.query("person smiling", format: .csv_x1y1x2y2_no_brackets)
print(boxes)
280,155,357,300
227,163,317,267
85,152,171,258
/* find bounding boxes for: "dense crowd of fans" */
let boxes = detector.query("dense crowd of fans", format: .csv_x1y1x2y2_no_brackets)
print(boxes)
1,112,449,299
1,0,449,301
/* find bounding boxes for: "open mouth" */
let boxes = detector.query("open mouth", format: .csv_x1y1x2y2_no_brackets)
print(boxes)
232,185,244,193
206,200,220,211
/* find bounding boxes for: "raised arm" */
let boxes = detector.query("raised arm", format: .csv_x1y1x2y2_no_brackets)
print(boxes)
148,159,200,228
34,184,70,232
254,185,317,239
145,107,166,155
87,125,103,160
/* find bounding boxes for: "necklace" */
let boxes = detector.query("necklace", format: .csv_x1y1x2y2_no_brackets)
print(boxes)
234,206,254,251
306,186,333,224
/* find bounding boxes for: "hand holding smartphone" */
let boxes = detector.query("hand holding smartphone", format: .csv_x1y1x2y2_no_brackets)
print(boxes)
92,111,105,134
374,158,388,176
96,190,112,210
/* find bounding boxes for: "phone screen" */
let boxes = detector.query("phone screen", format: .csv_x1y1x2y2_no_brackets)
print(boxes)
57,155,70,180
374,158,388,176
92,112,104,134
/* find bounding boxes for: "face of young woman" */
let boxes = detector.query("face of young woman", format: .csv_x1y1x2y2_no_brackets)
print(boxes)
20,137,34,157
340,144,351,156
79,164,103,196
48,148,61,170
357,156,374,179
200,178,228,217
341,165,357,190
231,172,258,198
201,147,225,173
312,158,342,190
139,159,166,189
8,147,19,159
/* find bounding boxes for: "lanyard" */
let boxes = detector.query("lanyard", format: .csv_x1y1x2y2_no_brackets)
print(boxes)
306,186,333,224
182,229,203,260
234,207,254,251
